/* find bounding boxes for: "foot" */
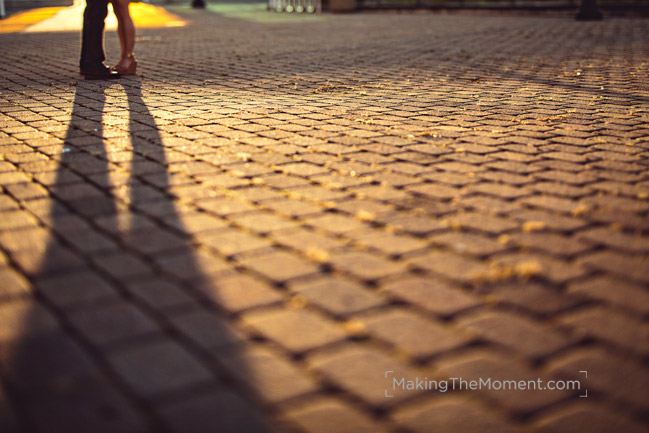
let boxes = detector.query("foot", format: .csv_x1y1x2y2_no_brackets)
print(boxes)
112,54,137,75
114,57,132,70
80,65,120,80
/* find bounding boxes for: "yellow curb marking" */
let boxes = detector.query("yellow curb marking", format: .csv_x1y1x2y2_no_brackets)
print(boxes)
129,3,186,28
0,3,186,34
0,7,63,33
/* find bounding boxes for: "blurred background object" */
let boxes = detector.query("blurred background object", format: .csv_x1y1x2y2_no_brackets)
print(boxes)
575,0,603,19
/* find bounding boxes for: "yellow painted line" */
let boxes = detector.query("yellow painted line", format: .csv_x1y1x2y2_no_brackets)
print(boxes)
0,7,64,33
0,3,186,34
130,3,186,28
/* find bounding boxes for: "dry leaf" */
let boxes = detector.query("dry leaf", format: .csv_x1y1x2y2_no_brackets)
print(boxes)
356,210,376,222
522,221,546,232
498,234,511,244
287,295,307,309
515,261,543,277
343,320,367,337
571,204,590,216
306,248,329,263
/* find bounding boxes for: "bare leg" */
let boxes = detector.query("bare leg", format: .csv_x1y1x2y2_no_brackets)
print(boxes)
112,1,126,60
111,0,135,69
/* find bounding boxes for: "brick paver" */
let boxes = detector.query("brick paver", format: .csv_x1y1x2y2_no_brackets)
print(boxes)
1,5,648,433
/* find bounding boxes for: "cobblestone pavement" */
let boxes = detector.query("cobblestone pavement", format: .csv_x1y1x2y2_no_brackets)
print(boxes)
1,6,649,433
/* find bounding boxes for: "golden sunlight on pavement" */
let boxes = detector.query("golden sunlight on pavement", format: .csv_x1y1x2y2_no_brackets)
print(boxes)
0,7,63,33
0,0,186,33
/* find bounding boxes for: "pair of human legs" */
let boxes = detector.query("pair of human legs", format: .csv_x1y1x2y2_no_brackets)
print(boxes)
79,0,135,78
80,0,117,78
111,0,136,73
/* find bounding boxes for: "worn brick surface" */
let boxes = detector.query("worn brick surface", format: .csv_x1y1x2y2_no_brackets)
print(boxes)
1,6,648,433
558,307,649,354
459,310,575,359
486,282,582,315
381,276,481,316
242,308,346,354
0,298,60,343
0,382,20,433
0,267,31,300
68,301,162,348
108,339,215,399
547,347,649,411
307,345,422,406
392,397,527,433
0,331,100,394
535,403,648,433
156,390,274,433
567,276,649,315
195,273,284,313
282,397,390,433
210,344,318,404
21,382,149,433
362,308,471,359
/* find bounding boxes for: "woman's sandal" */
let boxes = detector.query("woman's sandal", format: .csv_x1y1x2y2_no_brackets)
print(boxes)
112,53,137,75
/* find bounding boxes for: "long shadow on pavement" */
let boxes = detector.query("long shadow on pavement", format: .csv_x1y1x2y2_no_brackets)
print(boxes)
0,79,276,433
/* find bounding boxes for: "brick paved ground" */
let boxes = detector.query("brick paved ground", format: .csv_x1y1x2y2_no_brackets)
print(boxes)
1,6,649,433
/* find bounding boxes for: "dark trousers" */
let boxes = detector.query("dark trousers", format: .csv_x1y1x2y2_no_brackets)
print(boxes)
80,0,109,71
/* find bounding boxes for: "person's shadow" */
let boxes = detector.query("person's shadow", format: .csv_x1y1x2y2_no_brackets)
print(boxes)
0,79,275,433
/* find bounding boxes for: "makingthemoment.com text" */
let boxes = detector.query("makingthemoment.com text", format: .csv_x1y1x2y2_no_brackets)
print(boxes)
390,376,581,392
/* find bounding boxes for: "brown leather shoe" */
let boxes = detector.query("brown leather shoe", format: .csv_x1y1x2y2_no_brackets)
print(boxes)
80,66,120,80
